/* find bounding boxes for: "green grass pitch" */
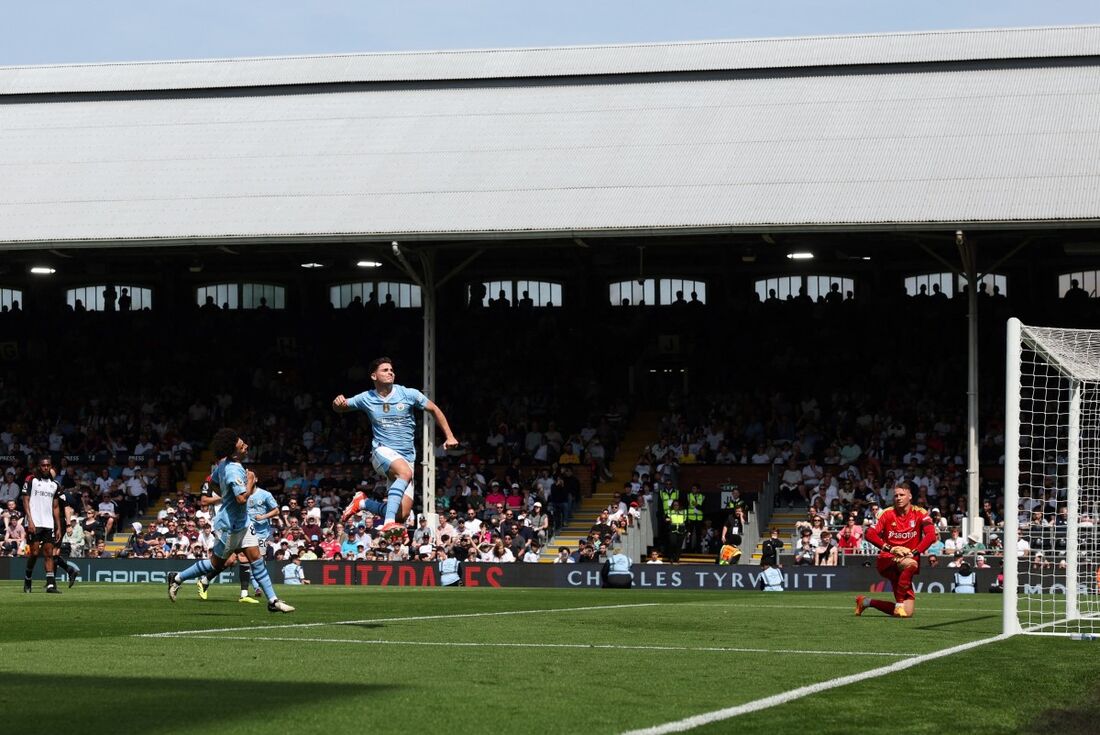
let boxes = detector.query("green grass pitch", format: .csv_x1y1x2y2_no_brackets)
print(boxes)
3,582,1099,734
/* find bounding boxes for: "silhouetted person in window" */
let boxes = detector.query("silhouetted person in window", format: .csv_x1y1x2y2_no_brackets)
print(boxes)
914,284,928,300
764,289,780,305
346,295,363,311
672,290,687,306
1065,278,1090,304
256,296,270,310
794,286,812,305
518,290,534,309
992,285,1006,301
380,293,396,312
930,283,948,301
825,282,843,305
74,299,87,313
118,288,132,312
365,291,379,312
468,283,487,309
221,302,230,310
620,298,631,306
200,296,219,312
490,289,510,310
688,291,703,308
102,285,117,312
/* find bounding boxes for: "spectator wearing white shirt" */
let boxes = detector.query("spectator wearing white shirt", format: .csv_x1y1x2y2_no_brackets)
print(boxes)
553,547,574,564
778,459,804,508
750,444,771,465
134,435,156,457
801,458,824,489
124,473,149,513
94,469,115,498
521,543,541,562
95,497,117,536
0,470,20,505
839,436,862,465
705,424,725,452
942,528,964,556
121,458,140,479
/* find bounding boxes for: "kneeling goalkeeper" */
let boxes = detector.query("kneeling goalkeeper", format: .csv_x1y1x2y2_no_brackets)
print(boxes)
856,481,937,618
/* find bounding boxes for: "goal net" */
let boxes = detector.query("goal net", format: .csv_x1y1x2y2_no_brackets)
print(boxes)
1005,318,1100,636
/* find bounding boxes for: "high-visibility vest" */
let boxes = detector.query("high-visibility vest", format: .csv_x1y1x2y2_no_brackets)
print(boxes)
660,489,678,512
686,492,704,521
668,509,687,531
607,554,632,575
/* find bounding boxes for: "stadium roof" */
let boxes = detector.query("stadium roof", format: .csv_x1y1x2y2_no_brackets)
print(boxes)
2,25,1100,249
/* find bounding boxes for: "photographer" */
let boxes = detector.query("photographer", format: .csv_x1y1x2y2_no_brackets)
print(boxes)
439,547,462,586
601,545,633,588
760,528,784,567
757,559,785,592
953,560,976,593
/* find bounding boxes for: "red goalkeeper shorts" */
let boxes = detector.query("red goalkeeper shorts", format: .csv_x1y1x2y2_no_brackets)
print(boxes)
876,553,919,603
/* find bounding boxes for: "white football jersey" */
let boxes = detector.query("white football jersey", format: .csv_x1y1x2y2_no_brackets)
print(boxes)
22,477,60,529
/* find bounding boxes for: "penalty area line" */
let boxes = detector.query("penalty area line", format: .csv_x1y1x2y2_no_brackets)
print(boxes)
134,602,665,638
178,635,919,657
619,633,1010,735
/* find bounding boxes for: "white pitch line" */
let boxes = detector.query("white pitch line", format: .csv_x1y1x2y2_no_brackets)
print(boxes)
179,635,918,657
134,602,664,638
619,633,1010,735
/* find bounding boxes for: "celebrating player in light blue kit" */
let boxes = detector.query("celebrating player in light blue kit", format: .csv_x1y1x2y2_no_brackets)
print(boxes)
333,357,459,540
168,428,294,613
199,481,281,602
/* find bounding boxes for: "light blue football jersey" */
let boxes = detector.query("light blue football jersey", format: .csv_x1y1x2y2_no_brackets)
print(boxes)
247,488,278,539
210,459,250,533
346,384,429,460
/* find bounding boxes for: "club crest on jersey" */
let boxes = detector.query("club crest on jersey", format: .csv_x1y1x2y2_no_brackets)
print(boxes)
396,403,408,412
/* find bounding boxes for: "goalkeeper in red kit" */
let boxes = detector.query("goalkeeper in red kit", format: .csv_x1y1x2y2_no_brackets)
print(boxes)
856,481,937,618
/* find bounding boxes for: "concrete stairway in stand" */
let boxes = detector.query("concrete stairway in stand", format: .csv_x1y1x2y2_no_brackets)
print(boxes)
539,412,660,561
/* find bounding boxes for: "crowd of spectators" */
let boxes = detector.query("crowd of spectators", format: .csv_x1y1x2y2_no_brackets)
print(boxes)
0,452,169,558
0,297,639,559
2,273,1094,569
98,455,640,564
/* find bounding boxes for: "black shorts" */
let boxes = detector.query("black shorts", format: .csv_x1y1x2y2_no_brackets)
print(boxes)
604,574,632,589
28,528,58,545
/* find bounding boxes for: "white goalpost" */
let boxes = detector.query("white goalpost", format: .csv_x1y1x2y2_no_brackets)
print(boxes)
1005,318,1100,636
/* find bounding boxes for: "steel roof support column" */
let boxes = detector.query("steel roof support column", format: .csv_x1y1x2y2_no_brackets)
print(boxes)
957,231,983,543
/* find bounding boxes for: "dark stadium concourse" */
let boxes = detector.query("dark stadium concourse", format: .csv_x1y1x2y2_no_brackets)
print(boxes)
3,224,1100,432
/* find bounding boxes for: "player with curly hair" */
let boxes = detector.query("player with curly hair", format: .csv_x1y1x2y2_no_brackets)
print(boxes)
167,428,293,613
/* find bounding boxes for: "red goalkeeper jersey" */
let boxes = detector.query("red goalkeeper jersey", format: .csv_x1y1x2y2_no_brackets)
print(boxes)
865,506,937,557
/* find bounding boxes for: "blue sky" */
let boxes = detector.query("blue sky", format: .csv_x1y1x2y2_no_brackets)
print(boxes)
4,0,1100,65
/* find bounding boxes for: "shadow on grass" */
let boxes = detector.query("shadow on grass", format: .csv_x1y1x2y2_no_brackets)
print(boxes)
1021,685,1100,734
914,615,998,631
0,673,396,731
